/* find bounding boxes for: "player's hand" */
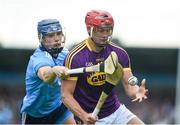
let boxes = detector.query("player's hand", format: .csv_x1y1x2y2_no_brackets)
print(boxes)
52,66,69,78
81,113,98,124
132,79,148,102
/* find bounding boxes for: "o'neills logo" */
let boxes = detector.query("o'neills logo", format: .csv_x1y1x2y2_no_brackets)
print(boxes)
87,72,106,86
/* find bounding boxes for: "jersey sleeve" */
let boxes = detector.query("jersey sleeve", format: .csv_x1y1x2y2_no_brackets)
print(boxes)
64,54,79,81
32,55,52,74
116,48,132,72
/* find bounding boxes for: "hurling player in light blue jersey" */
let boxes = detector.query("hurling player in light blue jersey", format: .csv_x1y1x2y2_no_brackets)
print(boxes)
20,19,75,124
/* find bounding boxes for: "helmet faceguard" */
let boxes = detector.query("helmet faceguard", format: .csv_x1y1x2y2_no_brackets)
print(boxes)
37,19,65,58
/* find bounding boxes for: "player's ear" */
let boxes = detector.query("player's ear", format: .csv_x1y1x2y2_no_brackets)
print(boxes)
38,34,43,43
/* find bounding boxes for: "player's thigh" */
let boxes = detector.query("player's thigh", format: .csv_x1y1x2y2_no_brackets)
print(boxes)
113,104,137,124
96,104,135,124
127,116,144,125
95,114,115,125
56,108,75,124
63,115,76,124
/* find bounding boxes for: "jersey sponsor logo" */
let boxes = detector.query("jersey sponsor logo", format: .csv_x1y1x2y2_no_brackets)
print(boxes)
96,58,104,63
87,72,106,86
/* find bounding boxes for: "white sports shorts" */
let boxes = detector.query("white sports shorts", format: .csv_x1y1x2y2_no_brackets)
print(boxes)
95,104,136,124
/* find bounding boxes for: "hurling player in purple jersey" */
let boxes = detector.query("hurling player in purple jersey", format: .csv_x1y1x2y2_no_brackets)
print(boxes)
61,10,148,124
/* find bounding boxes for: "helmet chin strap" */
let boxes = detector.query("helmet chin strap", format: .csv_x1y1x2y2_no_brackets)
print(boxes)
40,43,63,59
106,36,112,44
40,35,65,59
90,27,93,38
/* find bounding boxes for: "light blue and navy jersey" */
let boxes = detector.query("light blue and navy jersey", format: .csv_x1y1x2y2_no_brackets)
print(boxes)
64,38,131,119
21,47,69,117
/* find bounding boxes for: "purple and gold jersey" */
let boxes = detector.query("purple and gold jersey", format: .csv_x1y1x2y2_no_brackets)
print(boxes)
64,38,131,119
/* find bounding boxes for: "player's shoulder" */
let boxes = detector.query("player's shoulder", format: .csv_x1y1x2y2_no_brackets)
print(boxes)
67,41,86,58
65,40,87,67
31,48,52,60
109,42,126,51
61,47,69,53
60,47,69,57
108,42,129,55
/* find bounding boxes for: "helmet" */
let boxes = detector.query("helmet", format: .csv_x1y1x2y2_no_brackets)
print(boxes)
38,19,65,58
37,19,62,37
85,10,114,29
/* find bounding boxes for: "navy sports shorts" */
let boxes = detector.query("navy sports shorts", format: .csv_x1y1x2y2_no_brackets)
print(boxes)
21,103,71,124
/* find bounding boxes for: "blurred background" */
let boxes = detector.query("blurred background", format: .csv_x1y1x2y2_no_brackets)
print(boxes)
0,0,180,124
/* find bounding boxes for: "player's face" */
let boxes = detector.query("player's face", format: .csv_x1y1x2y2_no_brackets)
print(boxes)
91,25,113,47
42,31,65,49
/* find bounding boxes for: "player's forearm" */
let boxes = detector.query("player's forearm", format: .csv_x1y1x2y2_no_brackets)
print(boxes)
45,69,57,83
38,68,57,84
62,93,88,121
123,72,139,98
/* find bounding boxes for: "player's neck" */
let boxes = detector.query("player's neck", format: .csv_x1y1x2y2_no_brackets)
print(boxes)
88,38,104,53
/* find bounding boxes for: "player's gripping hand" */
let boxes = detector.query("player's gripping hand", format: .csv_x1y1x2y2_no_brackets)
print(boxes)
52,66,69,78
81,113,98,124
132,79,148,102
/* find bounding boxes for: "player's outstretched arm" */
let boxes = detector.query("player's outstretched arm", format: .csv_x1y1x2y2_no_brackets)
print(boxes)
122,70,148,102
38,66,68,84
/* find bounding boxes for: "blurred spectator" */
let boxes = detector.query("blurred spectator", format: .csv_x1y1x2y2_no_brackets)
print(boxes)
0,99,13,123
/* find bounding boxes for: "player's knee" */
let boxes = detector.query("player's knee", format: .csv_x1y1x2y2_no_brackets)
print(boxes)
127,117,145,125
